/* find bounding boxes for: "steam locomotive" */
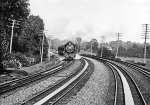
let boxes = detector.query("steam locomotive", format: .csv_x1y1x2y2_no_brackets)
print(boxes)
58,41,77,60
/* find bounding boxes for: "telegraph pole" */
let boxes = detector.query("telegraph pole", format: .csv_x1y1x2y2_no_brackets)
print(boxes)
91,41,92,53
47,35,51,61
100,42,103,57
142,24,150,63
116,33,122,58
8,19,19,53
39,30,45,63
45,31,52,61
41,32,45,63
100,36,105,57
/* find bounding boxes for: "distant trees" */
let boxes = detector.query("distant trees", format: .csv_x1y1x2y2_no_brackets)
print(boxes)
50,37,150,59
75,37,82,53
109,41,150,58
79,39,150,59
97,47,114,58
90,38,98,53
81,41,91,52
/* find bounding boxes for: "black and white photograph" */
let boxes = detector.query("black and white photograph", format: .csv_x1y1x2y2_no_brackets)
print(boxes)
0,0,150,105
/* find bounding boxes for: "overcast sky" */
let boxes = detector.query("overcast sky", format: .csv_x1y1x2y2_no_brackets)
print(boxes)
29,0,150,43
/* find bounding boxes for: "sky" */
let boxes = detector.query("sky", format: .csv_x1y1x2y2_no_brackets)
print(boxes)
29,0,150,43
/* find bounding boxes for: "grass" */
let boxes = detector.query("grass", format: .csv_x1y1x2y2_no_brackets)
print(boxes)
118,56,150,69
79,50,150,69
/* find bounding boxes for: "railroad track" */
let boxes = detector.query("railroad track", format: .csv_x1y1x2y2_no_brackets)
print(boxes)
81,55,149,105
0,61,73,95
105,61,146,105
115,60,150,78
108,60,150,105
21,58,94,105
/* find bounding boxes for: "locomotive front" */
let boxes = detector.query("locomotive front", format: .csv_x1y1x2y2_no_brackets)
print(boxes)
58,41,77,60
64,41,77,60
65,41,76,53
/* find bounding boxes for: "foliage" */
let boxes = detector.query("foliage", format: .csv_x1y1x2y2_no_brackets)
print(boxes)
2,59,21,68
2,52,31,67
0,0,30,35
90,38,98,53
118,46,128,57
97,47,115,58
19,15,45,57
75,37,82,52
108,41,150,58
0,0,30,68
82,41,91,52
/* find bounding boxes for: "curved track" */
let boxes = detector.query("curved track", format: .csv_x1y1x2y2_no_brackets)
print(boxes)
105,61,146,105
0,61,73,95
22,58,94,105
116,60,150,78
82,55,149,105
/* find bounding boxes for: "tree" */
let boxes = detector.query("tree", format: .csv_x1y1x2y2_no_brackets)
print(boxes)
127,44,144,58
0,0,30,35
118,46,128,57
81,41,91,51
19,15,45,57
75,37,82,53
97,47,114,58
90,38,98,53
0,0,30,68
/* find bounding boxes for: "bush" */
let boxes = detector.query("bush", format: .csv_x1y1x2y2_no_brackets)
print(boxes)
34,55,41,63
2,52,31,68
2,59,21,68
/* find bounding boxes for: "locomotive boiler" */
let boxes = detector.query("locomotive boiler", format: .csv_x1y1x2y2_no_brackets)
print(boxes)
58,41,77,60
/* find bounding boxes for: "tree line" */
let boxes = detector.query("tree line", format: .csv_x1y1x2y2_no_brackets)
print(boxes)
0,0,48,68
109,41,150,58
51,38,150,59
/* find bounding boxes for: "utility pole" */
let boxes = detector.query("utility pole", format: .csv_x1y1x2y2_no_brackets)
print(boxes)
39,30,45,63
40,31,45,63
116,33,122,58
142,24,150,63
90,38,94,53
100,36,105,57
47,36,51,61
46,31,52,61
91,41,92,53
8,19,19,53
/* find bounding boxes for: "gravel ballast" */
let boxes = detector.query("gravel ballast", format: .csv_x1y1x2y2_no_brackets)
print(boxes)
0,60,80,105
65,57,111,105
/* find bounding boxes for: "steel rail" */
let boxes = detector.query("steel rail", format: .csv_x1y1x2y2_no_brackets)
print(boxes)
49,58,94,105
22,58,91,105
0,61,73,94
81,55,147,105
107,58,150,77
106,61,147,105
105,62,119,105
